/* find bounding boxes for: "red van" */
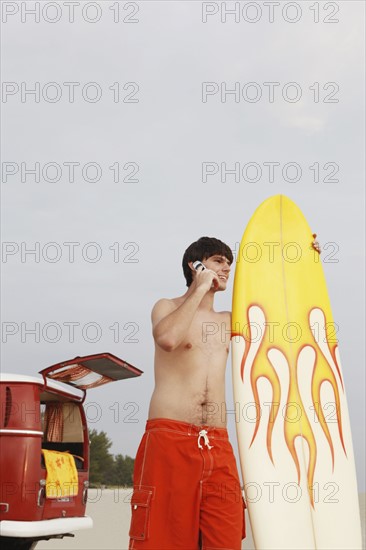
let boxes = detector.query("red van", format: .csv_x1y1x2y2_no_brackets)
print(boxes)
0,352,142,549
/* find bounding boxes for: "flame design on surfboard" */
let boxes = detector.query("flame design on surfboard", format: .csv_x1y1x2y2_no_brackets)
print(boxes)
232,304,346,508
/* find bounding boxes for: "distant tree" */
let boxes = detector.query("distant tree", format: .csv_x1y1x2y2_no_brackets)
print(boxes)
89,429,114,485
89,429,135,487
113,454,134,486
124,455,135,485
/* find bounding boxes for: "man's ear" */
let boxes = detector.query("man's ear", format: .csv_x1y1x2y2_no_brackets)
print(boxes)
188,261,195,271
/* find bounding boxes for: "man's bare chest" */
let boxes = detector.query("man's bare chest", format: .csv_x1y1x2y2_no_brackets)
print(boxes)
182,313,230,353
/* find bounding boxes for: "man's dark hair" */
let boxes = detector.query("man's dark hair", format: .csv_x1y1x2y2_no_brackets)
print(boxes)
182,236,233,287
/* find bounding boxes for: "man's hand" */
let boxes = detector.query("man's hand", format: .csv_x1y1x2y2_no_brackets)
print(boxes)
192,265,219,292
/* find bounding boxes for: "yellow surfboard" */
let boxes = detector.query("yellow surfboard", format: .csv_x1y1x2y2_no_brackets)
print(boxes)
231,195,362,549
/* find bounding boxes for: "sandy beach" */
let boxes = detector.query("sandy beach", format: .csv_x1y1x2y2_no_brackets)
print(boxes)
35,489,365,550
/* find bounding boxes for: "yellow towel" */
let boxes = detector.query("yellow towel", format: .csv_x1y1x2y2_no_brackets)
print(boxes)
42,449,78,498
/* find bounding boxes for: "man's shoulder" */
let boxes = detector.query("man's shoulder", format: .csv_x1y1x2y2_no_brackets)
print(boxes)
152,297,179,309
151,297,179,316
151,297,180,328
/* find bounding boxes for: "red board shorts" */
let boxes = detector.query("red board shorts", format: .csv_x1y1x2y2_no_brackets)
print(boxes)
128,418,246,550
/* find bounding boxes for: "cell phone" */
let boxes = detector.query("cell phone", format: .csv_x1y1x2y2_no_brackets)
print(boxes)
193,261,205,271
193,260,218,290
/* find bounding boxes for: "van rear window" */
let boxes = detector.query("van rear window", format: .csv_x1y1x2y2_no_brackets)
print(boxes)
41,401,85,470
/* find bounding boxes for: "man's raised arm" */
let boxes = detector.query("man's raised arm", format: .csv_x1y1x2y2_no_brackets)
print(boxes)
152,267,218,352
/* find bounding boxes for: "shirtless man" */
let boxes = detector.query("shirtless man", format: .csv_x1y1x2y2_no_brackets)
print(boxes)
129,237,246,550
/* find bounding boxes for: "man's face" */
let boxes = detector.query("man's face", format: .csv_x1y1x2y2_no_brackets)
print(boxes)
202,254,231,290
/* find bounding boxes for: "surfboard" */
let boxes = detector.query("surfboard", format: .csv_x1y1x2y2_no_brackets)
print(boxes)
231,195,362,549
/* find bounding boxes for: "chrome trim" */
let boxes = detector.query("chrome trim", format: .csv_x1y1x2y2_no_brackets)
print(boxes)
37,487,45,508
0,429,43,436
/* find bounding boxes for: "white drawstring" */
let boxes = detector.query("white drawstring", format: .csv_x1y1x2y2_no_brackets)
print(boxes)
197,429,214,450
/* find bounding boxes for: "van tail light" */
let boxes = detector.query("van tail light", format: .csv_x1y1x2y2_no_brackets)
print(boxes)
37,479,46,507
83,480,89,505
0,503,9,513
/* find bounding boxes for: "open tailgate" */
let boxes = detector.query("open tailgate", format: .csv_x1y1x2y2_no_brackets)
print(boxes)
39,352,143,390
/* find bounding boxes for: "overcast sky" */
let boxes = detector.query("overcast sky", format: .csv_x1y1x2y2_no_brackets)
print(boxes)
1,1,365,490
